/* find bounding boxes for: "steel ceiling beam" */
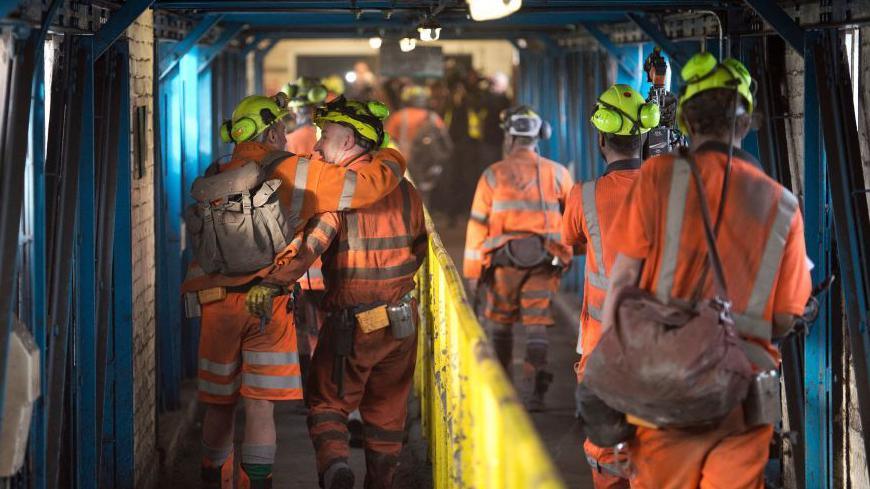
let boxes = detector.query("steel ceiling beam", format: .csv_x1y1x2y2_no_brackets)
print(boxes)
583,23,636,78
625,12,689,71
94,0,155,58
743,0,805,56
198,22,245,73
158,13,223,79
0,0,21,20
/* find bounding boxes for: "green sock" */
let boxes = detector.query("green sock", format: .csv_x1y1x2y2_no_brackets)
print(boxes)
241,463,272,480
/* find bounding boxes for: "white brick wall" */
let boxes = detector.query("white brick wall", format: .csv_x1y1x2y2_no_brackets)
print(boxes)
126,10,158,489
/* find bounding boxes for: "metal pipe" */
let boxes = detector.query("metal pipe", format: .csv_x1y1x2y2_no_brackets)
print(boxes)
692,9,723,59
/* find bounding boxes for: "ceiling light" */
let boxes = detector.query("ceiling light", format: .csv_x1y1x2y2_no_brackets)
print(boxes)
417,17,442,42
345,71,357,83
399,37,416,52
467,0,522,21
369,37,383,49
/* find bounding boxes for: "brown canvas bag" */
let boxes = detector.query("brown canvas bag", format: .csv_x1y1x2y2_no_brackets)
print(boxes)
583,155,754,429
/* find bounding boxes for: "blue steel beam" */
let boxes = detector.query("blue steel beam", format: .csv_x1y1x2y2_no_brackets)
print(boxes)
625,12,689,71
582,23,636,79
0,0,20,20
158,14,223,80
94,0,154,58
743,0,805,56
198,22,245,73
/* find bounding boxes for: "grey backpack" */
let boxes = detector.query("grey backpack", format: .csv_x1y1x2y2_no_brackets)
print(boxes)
184,151,302,276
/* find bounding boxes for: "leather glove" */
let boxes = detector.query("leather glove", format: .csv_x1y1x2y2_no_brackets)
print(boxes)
245,283,282,318
466,279,478,295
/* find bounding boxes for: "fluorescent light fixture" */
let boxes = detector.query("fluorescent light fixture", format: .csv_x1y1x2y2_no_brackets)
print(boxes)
399,37,416,52
345,71,357,83
417,17,442,41
467,0,522,21
369,37,383,49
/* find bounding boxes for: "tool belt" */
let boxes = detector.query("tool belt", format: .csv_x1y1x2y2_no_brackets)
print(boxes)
328,294,417,398
491,235,553,269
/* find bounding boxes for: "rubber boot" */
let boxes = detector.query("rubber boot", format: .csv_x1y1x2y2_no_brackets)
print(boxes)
322,461,355,489
526,369,554,412
201,451,234,489
238,464,272,489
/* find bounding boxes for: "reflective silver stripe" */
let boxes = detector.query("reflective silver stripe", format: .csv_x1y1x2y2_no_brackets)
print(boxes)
242,373,303,390
491,200,561,213
242,351,300,366
484,233,561,249
470,210,488,224
587,305,603,321
198,377,241,396
291,157,310,212
581,181,608,291
656,159,691,302
587,271,609,291
464,249,482,260
483,168,496,188
738,340,777,370
384,159,404,179
199,358,239,376
339,259,420,279
733,314,773,341
521,307,550,317
521,290,552,299
340,235,414,252
338,171,357,210
553,164,565,193
745,190,799,319
305,267,323,279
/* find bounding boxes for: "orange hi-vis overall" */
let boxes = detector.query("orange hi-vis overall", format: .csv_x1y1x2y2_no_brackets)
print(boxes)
463,147,573,326
260,153,427,489
562,158,641,489
182,142,407,405
608,142,812,489
384,107,446,153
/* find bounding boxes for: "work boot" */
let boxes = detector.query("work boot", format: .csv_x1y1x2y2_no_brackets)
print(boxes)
526,370,554,412
201,451,234,489
323,462,355,489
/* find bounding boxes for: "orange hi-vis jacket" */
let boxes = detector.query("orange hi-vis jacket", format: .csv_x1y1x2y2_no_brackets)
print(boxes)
262,153,428,307
463,147,574,279
384,107,446,153
562,159,641,364
285,124,318,156
610,142,812,370
182,141,407,293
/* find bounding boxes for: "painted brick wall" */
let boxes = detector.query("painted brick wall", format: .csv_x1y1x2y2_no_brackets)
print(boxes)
126,10,158,489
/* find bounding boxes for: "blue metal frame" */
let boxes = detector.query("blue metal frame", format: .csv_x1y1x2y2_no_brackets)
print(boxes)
94,0,155,58
582,23,637,79
625,13,689,72
159,14,223,80
198,22,244,73
75,35,98,489
743,0,805,56
801,38,833,489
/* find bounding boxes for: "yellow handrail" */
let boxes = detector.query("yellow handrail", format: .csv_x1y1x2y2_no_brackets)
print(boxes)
414,214,566,489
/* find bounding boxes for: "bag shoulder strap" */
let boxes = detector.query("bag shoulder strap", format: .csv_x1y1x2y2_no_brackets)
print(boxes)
682,154,729,302
259,150,295,176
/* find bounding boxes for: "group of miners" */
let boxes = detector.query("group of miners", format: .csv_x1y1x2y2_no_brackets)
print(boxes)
462,51,811,489
180,49,812,489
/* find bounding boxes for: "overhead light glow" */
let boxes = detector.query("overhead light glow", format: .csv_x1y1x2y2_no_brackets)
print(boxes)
345,71,357,83
417,17,442,41
369,37,383,49
399,37,416,52
467,0,522,21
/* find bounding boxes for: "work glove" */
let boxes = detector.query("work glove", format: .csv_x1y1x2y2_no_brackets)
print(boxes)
466,279,479,295
245,283,282,318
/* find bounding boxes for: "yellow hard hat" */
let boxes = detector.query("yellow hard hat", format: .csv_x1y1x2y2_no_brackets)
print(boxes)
314,95,390,147
591,84,660,136
676,52,755,132
220,93,290,143
281,76,329,107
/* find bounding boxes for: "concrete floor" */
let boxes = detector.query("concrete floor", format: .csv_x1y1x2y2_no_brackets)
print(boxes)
160,215,593,488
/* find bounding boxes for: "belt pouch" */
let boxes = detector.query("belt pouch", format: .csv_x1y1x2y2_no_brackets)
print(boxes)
197,286,227,305
744,369,782,426
388,302,416,339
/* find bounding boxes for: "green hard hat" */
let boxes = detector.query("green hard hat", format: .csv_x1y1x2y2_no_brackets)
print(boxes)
314,95,390,147
282,76,329,107
676,52,754,131
591,84,660,135
220,94,290,143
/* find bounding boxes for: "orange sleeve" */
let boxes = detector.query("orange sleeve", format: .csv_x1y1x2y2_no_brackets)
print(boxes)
303,147,408,218
771,210,813,317
262,212,340,287
463,171,493,279
609,163,657,260
562,183,587,254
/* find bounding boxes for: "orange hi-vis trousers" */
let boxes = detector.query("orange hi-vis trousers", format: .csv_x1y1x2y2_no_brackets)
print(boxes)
198,292,302,404
484,265,561,326
306,317,417,489
628,406,773,489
